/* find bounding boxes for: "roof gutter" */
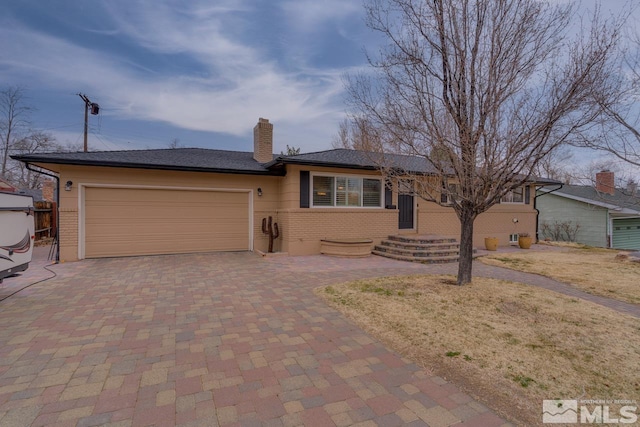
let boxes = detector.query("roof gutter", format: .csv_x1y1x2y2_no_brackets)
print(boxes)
267,158,380,172
533,183,564,243
25,163,60,262
12,157,284,177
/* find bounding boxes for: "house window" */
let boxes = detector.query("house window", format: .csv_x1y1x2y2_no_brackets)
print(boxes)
509,234,519,245
313,176,334,206
501,187,524,204
311,174,382,208
363,179,381,207
444,183,460,204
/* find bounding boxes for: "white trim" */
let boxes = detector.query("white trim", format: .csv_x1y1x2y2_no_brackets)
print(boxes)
611,215,640,220
78,183,253,260
309,172,383,209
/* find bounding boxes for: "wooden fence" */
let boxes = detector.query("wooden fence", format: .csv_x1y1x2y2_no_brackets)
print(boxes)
33,201,57,241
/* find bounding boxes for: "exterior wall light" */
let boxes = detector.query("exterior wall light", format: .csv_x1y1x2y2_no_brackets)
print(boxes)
65,180,73,191
257,187,263,197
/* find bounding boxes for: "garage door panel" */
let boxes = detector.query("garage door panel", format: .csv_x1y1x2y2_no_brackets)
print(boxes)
612,218,640,250
84,187,250,258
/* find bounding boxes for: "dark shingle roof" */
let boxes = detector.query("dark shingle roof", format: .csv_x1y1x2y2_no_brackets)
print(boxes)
13,148,276,175
543,184,640,212
271,149,439,174
14,147,561,185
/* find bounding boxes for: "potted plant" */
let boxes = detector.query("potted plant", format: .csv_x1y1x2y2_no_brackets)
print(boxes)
518,232,532,249
484,237,498,251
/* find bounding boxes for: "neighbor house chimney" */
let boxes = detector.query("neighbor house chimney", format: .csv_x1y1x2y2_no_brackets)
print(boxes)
42,179,55,202
253,118,273,163
595,170,615,195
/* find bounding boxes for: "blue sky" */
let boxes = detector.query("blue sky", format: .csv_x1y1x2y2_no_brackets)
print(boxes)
0,0,636,171
0,0,374,153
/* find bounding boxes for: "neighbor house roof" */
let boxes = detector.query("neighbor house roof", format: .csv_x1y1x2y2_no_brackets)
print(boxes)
0,176,17,191
539,184,640,214
13,148,278,175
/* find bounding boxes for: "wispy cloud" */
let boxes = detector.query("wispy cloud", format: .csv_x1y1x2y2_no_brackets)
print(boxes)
279,0,361,32
0,0,357,150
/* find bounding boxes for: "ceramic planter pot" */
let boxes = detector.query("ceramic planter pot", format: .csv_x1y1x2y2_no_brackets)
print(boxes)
484,237,498,251
518,236,532,249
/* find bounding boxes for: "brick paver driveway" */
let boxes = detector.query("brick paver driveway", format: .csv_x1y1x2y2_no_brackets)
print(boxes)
0,252,514,427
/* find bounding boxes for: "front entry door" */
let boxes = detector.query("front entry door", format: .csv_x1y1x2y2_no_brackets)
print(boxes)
398,194,414,229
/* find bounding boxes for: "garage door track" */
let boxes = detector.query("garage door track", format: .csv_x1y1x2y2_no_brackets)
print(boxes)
0,252,511,427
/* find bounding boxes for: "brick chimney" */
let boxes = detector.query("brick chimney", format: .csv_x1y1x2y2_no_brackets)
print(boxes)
595,170,615,195
253,118,273,163
42,179,55,202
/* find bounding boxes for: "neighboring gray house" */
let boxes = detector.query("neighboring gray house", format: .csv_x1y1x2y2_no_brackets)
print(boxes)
537,171,640,250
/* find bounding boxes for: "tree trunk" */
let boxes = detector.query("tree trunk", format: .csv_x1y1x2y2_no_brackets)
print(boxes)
457,207,476,285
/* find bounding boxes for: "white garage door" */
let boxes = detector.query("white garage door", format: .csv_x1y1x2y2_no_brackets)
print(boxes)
612,218,640,250
84,187,250,258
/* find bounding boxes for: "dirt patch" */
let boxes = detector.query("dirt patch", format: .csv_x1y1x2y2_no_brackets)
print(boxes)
480,244,640,305
318,276,640,426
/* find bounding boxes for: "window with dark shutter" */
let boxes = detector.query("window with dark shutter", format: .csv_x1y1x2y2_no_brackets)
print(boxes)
300,171,310,208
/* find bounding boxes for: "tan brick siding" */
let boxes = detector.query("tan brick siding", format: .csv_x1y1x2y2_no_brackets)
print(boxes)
36,161,540,258
59,207,78,262
417,191,537,248
51,165,281,261
281,208,397,255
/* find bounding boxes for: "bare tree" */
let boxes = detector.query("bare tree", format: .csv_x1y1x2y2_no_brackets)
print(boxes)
578,29,640,167
0,86,33,178
168,138,184,149
347,0,621,284
533,147,574,183
540,220,581,242
281,145,301,156
331,118,351,149
11,131,59,189
331,117,387,151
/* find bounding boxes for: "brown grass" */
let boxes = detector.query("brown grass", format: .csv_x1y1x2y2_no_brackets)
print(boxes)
317,276,640,426
479,245,640,305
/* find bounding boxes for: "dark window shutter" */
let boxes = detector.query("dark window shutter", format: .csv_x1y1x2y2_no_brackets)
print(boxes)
525,185,531,204
440,180,448,203
385,180,392,208
300,171,310,208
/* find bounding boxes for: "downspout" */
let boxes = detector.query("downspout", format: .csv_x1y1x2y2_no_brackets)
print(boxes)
25,163,60,262
533,183,563,243
607,211,612,248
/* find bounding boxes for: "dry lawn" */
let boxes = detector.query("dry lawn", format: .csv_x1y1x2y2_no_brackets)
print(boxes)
317,276,640,426
480,244,640,305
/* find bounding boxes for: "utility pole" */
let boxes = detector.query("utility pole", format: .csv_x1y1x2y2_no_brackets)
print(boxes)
78,94,99,152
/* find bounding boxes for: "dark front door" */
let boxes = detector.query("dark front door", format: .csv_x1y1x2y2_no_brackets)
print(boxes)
398,194,414,229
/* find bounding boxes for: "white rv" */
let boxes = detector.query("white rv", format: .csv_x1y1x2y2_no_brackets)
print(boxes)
0,191,35,283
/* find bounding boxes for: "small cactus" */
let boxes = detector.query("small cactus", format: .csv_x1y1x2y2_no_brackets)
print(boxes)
261,216,280,253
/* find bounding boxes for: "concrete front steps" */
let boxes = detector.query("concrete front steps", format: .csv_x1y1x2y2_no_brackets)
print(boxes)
373,234,476,264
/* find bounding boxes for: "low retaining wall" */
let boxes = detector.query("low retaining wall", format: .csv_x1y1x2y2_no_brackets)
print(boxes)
320,239,373,258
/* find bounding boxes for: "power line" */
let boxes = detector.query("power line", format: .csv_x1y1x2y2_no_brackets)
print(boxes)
77,93,100,152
